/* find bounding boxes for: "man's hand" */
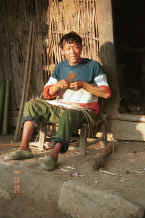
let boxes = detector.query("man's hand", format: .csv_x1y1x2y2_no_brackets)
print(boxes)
69,80,84,90
57,80,69,90
69,80,111,99
49,80,69,96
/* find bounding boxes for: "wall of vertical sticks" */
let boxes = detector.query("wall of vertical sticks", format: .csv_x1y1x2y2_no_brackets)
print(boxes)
0,0,104,133
47,0,100,66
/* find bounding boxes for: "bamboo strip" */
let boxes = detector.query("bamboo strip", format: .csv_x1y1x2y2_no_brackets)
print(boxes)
35,0,40,24
1,80,10,135
49,31,98,38
0,81,5,129
25,27,34,101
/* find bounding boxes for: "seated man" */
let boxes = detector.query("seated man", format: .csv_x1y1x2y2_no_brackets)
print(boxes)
7,31,111,171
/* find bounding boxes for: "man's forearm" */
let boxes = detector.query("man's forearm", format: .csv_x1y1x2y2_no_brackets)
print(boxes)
83,82,110,99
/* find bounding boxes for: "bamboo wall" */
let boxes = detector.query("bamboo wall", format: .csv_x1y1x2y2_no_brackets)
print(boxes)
47,0,100,66
0,0,49,129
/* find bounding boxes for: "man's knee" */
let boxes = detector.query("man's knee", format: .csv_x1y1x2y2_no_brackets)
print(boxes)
24,98,39,110
60,110,81,126
61,110,73,121
23,99,40,116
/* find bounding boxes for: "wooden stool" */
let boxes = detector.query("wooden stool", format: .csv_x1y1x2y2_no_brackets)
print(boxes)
37,111,108,155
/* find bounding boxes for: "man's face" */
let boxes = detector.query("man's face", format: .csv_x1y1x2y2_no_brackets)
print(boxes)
61,41,82,66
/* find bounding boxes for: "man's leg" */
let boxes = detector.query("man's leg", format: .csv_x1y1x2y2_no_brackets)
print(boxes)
5,98,54,160
49,142,62,159
40,109,84,171
4,120,35,160
19,121,35,150
40,142,62,170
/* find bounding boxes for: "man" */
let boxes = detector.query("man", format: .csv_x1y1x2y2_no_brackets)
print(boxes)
7,31,111,170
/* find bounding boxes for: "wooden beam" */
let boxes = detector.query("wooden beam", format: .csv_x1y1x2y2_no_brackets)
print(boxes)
111,119,145,141
111,113,145,123
97,0,120,115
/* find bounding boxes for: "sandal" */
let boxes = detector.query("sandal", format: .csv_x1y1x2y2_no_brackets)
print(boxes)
40,155,58,171
4,148,33,160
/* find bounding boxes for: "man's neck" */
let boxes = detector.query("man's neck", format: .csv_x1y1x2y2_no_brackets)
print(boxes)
68,58,82,66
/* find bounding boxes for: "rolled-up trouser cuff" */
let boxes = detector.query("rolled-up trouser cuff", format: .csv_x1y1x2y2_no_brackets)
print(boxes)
53,137,69,153
21,116,39,127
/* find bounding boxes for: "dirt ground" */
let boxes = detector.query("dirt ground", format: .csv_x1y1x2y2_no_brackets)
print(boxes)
0,135,145,217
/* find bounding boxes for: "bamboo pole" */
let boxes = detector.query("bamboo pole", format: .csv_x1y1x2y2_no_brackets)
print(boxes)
1,80,10,135
0,80,5,130
14,22,34,141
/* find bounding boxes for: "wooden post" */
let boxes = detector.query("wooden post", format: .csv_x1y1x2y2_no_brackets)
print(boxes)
97,0,119,115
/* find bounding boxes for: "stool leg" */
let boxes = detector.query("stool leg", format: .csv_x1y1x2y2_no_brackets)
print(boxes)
79,128,87,155
101,120,108,147
39,125,47,150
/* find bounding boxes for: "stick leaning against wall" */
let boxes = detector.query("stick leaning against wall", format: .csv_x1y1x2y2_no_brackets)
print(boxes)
14,22,34,142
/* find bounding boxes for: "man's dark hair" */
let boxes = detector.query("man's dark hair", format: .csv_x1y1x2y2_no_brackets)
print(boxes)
59,31,82,48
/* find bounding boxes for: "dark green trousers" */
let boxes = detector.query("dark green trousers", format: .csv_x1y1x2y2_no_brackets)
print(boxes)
22,98,96,153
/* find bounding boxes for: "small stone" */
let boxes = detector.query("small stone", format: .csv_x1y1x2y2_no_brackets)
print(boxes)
125,170,130,174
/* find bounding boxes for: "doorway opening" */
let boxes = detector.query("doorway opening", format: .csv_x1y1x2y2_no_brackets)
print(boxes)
112,0,145,115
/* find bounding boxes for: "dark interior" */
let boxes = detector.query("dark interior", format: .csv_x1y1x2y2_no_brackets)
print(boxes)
112,0,145,114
